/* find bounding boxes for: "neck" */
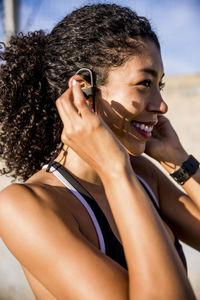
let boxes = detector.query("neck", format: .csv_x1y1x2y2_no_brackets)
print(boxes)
55,146,103,187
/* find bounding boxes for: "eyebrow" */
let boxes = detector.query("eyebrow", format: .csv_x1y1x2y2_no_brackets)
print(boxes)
139,68,165,79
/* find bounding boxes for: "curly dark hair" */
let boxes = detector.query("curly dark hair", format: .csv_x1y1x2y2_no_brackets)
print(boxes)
0,3,160,181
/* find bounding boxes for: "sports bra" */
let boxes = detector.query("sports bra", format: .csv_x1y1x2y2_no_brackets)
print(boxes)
43,161,187,271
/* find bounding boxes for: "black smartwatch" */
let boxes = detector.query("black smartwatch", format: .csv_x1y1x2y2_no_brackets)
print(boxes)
170,155,199,185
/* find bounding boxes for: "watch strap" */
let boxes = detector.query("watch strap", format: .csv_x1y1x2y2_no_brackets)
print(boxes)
170,155,199,185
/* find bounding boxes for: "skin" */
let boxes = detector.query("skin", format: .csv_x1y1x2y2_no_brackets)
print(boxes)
0,40,199,299
96,42,167,156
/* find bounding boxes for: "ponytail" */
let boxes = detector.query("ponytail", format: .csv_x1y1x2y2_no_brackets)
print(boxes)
0,31,62,181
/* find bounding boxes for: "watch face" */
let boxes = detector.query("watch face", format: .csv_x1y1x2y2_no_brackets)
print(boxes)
171,168,189,185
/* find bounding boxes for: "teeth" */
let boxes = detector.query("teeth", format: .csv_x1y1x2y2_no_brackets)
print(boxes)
133,122,153,133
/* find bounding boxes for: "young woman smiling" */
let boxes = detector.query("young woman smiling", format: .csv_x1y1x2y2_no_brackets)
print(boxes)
0,3,199,299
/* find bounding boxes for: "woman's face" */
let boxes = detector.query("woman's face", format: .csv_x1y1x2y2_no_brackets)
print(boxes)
97,40,168,156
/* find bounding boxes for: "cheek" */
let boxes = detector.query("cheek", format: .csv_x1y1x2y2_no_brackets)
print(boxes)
98,100,126,133
124,89,147,112
97,88,146,134
113,87,146,113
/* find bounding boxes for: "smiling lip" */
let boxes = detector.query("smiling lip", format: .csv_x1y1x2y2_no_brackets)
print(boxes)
131,120,157,138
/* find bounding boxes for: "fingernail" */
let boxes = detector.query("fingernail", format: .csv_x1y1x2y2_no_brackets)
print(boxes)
72,79,77,86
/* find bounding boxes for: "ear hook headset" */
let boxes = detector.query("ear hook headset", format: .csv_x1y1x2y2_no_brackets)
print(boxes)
76,68,95,112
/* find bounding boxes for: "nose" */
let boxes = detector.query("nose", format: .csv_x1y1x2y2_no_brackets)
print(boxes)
147,90,168,114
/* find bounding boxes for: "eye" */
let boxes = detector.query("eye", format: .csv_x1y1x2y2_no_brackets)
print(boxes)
138,79,152,88
159,81,165,91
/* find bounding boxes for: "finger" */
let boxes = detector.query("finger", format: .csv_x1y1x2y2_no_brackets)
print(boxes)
56,95,74,131
68,74,84,88
56,87,80,123
57,96,81,145
69,75,96,113
72,79,94,118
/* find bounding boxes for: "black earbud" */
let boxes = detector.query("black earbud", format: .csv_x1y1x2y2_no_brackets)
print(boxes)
76,68,95,112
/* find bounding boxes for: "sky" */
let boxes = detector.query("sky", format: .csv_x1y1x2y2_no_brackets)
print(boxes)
0,0,200,76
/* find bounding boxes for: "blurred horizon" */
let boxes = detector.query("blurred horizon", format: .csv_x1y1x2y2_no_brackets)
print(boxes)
0,0,200,76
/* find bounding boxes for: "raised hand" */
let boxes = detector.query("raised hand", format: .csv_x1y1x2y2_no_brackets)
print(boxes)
56,76,129,179
145,116,188,165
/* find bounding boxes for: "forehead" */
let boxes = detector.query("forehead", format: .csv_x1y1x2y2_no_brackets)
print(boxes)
107,41,164,82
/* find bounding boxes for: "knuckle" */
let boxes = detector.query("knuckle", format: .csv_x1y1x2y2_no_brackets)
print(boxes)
56,98,61,106
57,89,71,103
74,97,85,107
73,125,82,136
56,97,65,107
62,125,82,140
62,125,72,137
61,131,69,143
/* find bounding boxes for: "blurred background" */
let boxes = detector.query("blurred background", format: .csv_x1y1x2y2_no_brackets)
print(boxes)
0,0,200,299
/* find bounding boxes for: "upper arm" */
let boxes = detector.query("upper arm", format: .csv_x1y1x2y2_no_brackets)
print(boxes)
0,184,128,300
156,166,200,250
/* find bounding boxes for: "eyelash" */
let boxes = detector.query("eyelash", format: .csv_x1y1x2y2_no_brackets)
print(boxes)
138,79,151,88
139,80,165,91
159,81,165,91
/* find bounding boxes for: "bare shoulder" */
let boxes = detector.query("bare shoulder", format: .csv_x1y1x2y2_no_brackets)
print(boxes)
0,182,79,236
0,183,34,216
0,183,128,299
0,181,81,261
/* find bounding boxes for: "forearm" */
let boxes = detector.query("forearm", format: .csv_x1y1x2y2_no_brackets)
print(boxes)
101,163,195,299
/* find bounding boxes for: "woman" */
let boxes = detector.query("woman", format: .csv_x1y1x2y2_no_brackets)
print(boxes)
0,3,199,299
